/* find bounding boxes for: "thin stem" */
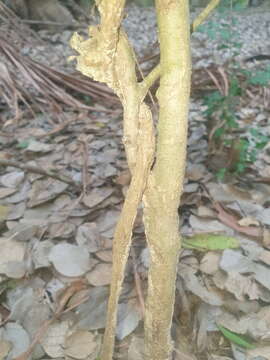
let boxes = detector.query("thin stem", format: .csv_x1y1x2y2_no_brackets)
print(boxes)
139,0,221,94
0,159,80,189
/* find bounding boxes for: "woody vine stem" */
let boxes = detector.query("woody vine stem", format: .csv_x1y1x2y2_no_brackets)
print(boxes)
70,1,220,359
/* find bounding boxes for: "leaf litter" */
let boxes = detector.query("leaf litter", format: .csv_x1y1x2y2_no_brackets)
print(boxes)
0,4,270,360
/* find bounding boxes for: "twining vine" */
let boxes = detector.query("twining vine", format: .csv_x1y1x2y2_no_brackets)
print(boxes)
70,1,220,359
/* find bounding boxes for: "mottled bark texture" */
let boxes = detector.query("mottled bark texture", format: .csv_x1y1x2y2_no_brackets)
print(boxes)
142,1,191,359
70,1,220,359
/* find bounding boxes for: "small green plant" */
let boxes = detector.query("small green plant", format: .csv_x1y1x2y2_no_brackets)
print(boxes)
198,5,269,180
204,83,270,180
219,0,250,10
247,65,270,86
205,87,270,180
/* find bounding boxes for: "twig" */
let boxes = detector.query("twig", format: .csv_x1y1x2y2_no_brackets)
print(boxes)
36,113,84,139
218,66,229,96
21,19,84,27
0,159,81,189
13,281,89,360
13,318,54,360
78,135,91,197
140,0,221,94
205,68,224,95
192,0,221,32
0,2,43,45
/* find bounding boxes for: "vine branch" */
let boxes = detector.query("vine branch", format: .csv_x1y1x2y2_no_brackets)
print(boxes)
139,0,221,94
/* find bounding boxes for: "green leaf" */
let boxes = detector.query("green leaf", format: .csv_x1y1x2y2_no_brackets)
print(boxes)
216,168,227,181
248,69,270,86
235,162,246,173
218,44,230,50
229,77,242,96
214,127,225,138
217,325,256,349
220,29,231,41
16,139,32,149
182,234,240,252
0,205,9,222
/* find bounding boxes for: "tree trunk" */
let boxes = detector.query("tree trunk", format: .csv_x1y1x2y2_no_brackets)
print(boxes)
142,1,191,359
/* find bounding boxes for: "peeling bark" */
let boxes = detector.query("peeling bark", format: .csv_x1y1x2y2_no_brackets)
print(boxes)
69,1,220,359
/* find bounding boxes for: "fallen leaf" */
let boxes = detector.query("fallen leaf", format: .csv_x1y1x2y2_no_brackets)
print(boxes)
3,323,30,359
116,299,142,340
0,339,11,359
217,306,270,341
26,140,54,153
49,222,76,239
64,330,101,359
183,234,239,251
7,223,38,242
220,249,255,274
32,239,54,269
4,181,30,204
96,209,120,238
178,264,223,306
257,208,270,226
223,272,260,301
231,343,247,360
189,215,233,235
75,287,109,330
40,321,69,358
208,356,232,360
197,205,216,218
186,163,207,181
0,187,17,199
263,229,270,249
247,346,270,359
214,202,262,238
259,250,270,266
49,243,92,277
208,183,251,203
82,187,114,208
76,222,101,253
0,205,9,223
115,169,131,186
0,171,24,188
217,325,255,349
238,217,259,227
28,178,68,208
95,249,112,262
200,252,221,275
86,263,112,286
0,238,25,276
223,299,260,315
4,261,26,279
195,303,221,352
220,249,270,291
6,202,25,221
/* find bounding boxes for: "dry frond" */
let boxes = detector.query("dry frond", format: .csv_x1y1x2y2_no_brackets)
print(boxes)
0,36,118,123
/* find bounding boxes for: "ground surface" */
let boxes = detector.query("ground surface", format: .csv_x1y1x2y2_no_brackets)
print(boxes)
0,3,270,360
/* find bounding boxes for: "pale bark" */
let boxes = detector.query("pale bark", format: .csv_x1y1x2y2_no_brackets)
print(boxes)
69,1,220,360
142,0,191,359
70,2,155,359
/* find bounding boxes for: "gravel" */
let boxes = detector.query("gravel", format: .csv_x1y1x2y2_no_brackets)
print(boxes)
124,4,270,68
27,4,270,73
